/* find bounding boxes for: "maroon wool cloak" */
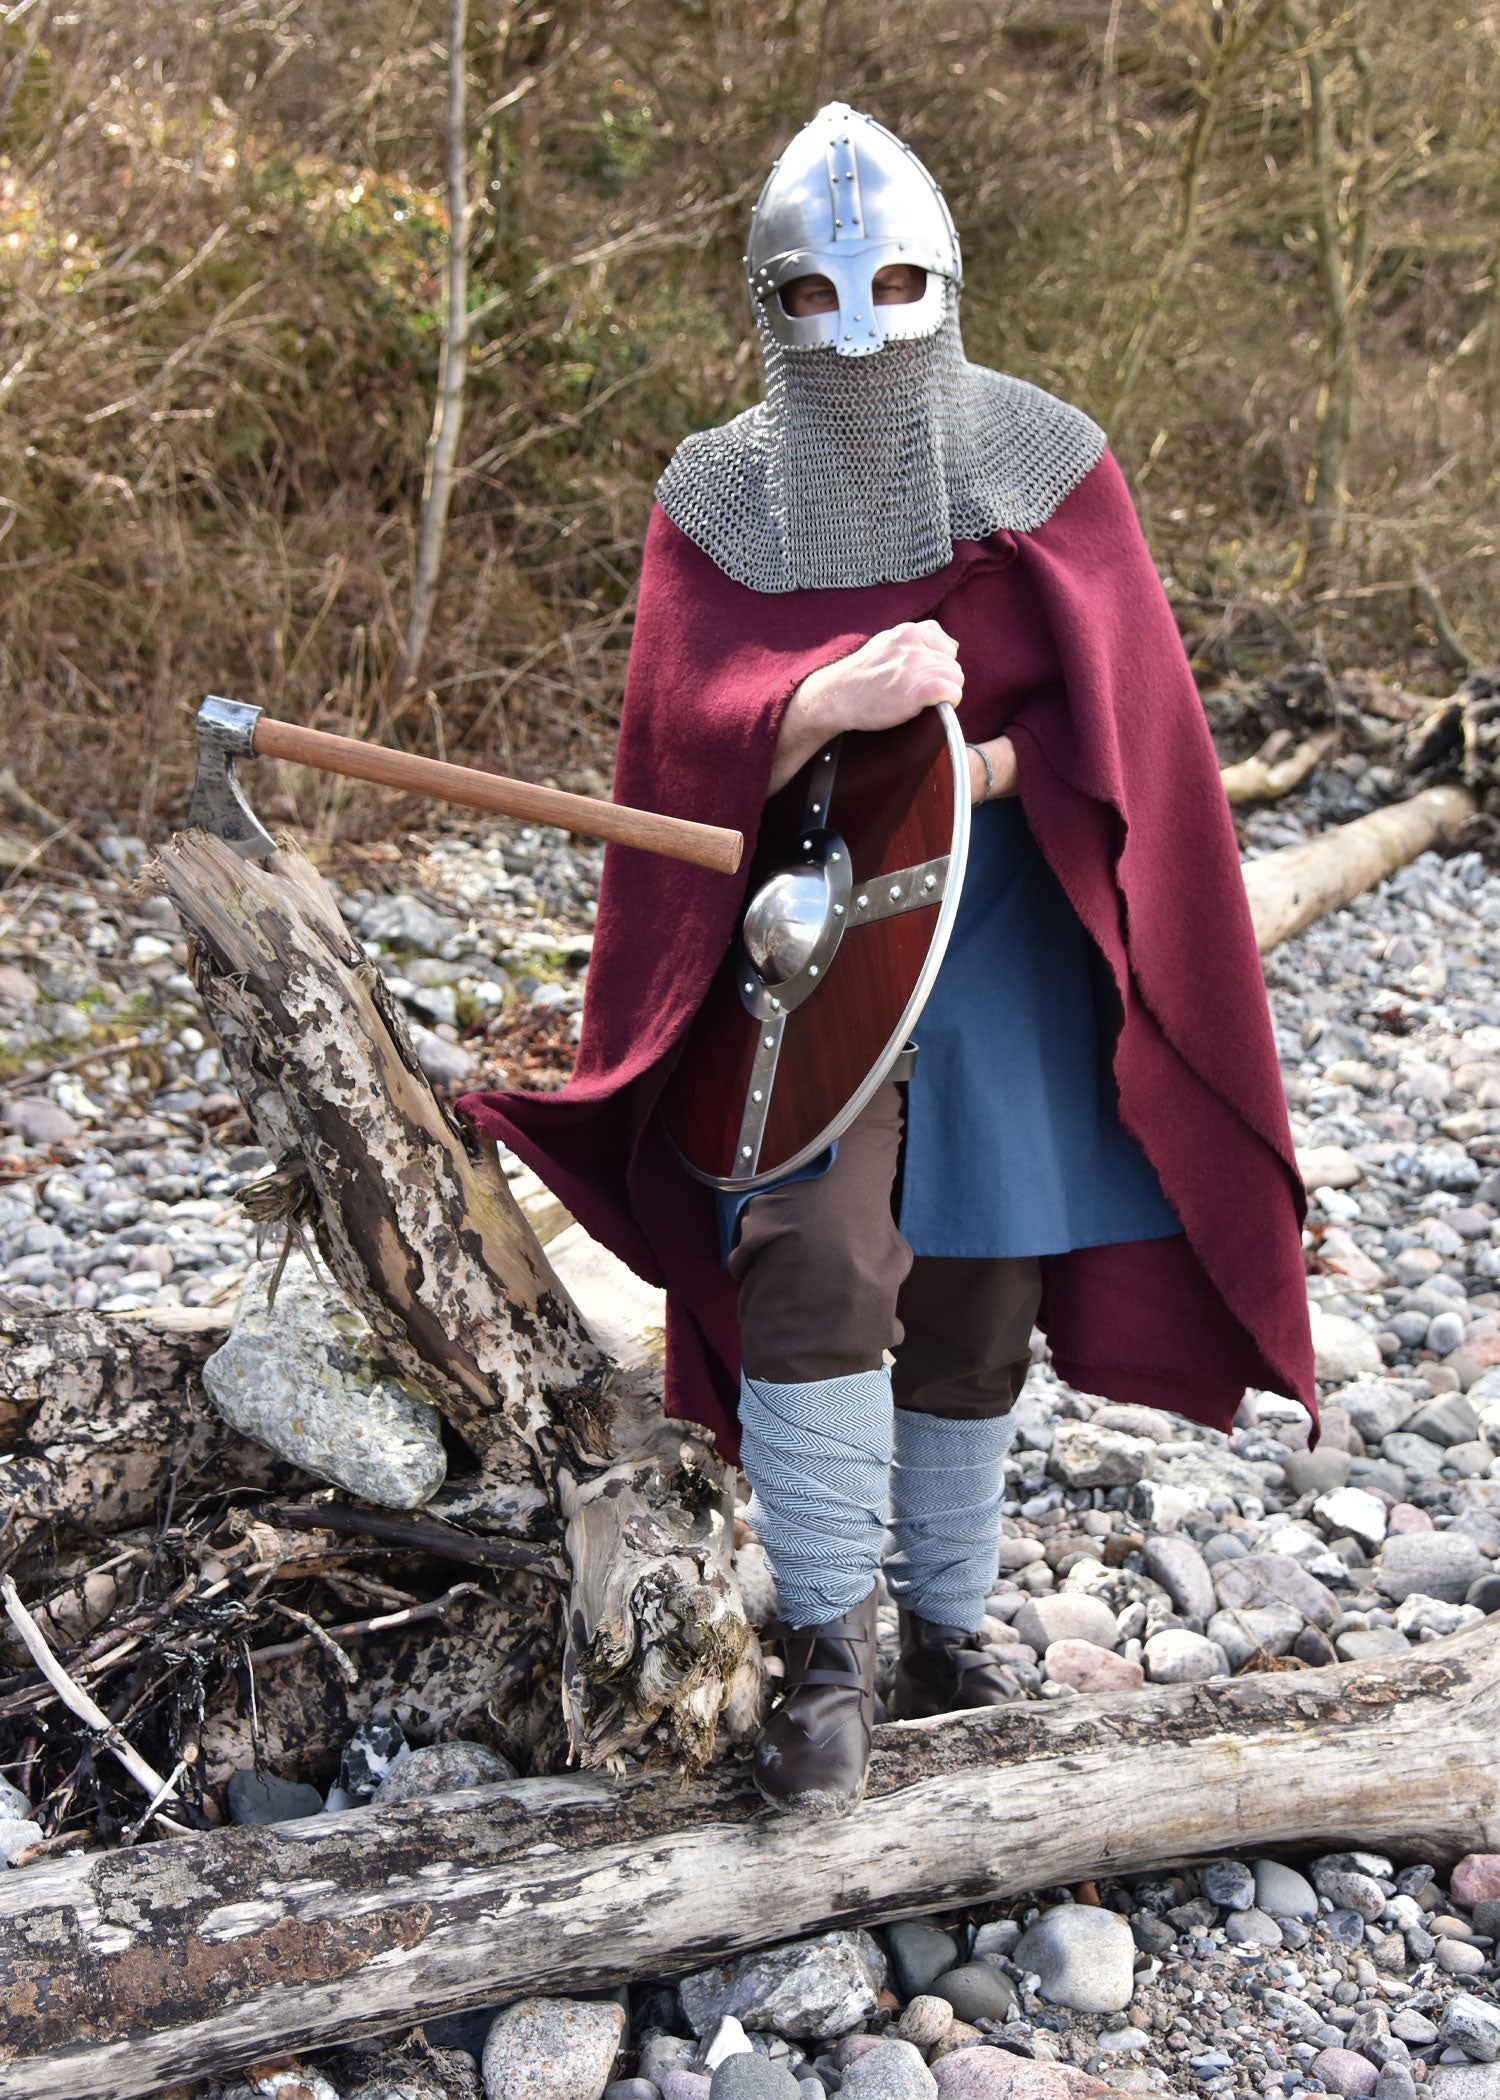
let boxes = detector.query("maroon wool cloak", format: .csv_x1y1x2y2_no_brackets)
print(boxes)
459,448,1316,1463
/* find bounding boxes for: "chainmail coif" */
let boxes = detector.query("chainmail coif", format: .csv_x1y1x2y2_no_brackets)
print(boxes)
656,290,1106,594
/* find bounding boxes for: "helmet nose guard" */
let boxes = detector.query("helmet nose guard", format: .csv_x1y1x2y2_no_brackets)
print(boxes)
746,102,962,357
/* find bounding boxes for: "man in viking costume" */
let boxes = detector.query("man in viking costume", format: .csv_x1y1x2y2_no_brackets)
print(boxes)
461,105,1315,1816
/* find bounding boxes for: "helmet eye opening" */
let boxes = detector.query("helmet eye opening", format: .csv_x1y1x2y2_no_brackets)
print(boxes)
777,263,928,319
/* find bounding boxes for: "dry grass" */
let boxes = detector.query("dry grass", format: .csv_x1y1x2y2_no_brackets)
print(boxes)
1,0,1496,838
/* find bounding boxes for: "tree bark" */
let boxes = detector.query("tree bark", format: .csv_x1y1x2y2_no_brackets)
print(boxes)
1243,784,1476,951
147,832,758,1769
2,1616,1496,2100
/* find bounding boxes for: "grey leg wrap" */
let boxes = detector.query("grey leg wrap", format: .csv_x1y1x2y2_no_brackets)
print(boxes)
739,1368,893,1630
884,1406,1018,1632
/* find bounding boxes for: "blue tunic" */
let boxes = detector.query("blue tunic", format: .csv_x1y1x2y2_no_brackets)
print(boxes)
897,797,1179,1257
717,797,1179,1261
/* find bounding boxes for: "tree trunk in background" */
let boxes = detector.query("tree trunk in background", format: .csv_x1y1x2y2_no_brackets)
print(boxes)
1242,783,1476,950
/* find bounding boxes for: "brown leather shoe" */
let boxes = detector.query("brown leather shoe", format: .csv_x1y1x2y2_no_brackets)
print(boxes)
752,1588,878,1817
888,1607,1018,1720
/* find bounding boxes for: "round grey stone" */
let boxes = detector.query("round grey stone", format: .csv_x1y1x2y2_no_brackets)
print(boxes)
838,2039,937,2098
1141,1533,1217,1621
1012,1903,1136,2013
1225,1908,1284,1946
1438,1995,1500,2064
1253,1860,1319,1920
1376,1532,1488,1604
680,1933,885,2044
371,1741,517,1805
225,1769,324,1825
883,1920,961,2001
1200,1858,1257,1912
709,2056,803,2099
481,1998,625,2100
926,1962,1017,2023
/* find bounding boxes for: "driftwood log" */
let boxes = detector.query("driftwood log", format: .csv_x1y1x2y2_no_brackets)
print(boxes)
1243,783,1477,951
1,1617,1497,2100
1219,728,1337,805
146,832,758,1770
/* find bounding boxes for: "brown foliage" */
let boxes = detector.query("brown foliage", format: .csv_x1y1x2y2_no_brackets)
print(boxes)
1,0,1496,834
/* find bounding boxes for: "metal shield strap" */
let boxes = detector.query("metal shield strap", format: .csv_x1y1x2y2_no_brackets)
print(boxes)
662,703,971,1191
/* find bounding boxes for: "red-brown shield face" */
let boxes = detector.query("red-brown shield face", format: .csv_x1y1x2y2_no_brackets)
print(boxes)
661,705,970,1190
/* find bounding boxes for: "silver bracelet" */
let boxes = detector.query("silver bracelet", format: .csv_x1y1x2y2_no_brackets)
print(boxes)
967,742,995,801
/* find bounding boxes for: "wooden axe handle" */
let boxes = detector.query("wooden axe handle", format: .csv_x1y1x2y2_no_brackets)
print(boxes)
253,719,743,875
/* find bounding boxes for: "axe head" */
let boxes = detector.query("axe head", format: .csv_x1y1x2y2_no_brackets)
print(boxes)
188,696,276,859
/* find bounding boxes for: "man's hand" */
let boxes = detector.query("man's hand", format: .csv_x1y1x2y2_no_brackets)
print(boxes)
967,735,1019,804
768,621,964,793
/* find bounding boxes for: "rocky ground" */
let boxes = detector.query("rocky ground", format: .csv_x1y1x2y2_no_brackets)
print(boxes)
1,765,1499,2100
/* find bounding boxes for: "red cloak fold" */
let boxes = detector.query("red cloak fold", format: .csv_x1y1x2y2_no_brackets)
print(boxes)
459,449,1315,1463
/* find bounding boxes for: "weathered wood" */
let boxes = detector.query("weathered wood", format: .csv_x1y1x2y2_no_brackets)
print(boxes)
0,1305,290,1538
2,1617,1497,2100
1243,783,1477,951
147,832,757,1766
1220,728,1336,804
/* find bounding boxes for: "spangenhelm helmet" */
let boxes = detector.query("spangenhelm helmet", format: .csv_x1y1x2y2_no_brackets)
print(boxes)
746,103,962,357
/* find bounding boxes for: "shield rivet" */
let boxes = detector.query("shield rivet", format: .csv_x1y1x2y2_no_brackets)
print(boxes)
741,1146,753,1160
752,1089,764,1102
834,903,844,916
764,1035,775,1048
856,894,868,909
808,964,818,977
889,884,902,901
923,874,936,890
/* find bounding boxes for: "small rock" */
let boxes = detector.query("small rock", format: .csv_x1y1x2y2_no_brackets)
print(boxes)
0,1777,31,1822
1293,1624,1338,1665
1311,1308,1384,1382
1336,1627,1411,1660
1207,1603,1305,1669
1253,1860,1320,1919
704,2020,753,2072
481,1998,624,2100
1394,1594,1483,1641
679,1932,886,2043
0,1097,82,1146
897,1997,954,2048
660,2074,712,2100
604,2083,660,2100
1314,1487,1389,1553
1043,1640,1144,1692
1338,1381,1420,1444
1225,1907,1283,1945
709,2055,803,2099
0,1817,44,1864
1142,1629,1225,1682
411,1025,478,1088
885,1920,962,2001
640,2040,697,2089
1140,1535,1216,1621
1312,1862,1388,1918
971,1921,1020,1959
927,1964,1018,2024
1377,1532,1488,1604
1012,1903,1136,2013
1313,2048,1380,2098
1213,1552,1340,1628
1451,1854,1500,1907
1199,1858,1256,1911
1047,1422,1155,1490
1436,1938,1489,1976
1468,1574,1500,1615
1012,1595,1120,1654
1428,2072,1500,2100
1440,1996,1500,2064
225,1770,324,1825
1284,1448,1356,1497
840,2039,939,2098
370,1741,517,1804
203,1255,447,1508
1390,2012,1440,2045
930,2057,1113,2097
1406,1394,1481,1448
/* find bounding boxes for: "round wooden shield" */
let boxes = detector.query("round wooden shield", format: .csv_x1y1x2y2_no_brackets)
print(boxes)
661,703,971,1191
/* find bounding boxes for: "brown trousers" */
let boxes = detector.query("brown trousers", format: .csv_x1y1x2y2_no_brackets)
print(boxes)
729,1082,1041,1419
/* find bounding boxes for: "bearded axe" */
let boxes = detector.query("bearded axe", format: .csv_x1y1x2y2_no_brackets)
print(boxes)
186,696,744,875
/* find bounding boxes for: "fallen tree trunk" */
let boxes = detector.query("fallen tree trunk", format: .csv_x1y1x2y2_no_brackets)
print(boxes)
147,833,758,1768
1220,728,1337,805
1243,783,1476,951
2,1616,1497,2100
